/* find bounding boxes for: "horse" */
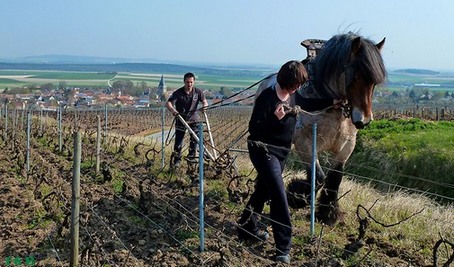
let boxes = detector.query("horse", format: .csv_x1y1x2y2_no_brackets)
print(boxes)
256,32,386,225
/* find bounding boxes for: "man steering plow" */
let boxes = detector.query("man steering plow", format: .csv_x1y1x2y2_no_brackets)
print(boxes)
165,72,238,182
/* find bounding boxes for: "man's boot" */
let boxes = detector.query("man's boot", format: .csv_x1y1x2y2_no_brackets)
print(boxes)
170,152,181,170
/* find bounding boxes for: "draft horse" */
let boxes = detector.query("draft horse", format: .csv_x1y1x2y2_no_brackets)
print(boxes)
257,32,386,225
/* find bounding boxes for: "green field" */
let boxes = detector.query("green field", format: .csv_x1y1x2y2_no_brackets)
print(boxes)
0,70,118,88
30,72,116,80
2,66,454,93
387,72,454,92
0,69,267,91
0,78,26,84
0,70,116,79
388,73,454,84
349,118,454,201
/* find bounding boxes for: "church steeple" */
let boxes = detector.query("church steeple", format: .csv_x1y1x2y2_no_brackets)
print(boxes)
157,75,167,101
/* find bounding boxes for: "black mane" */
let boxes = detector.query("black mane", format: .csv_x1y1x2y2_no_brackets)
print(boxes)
313,32,386,97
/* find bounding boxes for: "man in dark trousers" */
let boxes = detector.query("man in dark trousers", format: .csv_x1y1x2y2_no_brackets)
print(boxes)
165,72,208,169
237,60,308,265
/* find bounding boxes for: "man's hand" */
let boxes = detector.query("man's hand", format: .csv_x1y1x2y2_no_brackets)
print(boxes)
274,104,286,120
202,106,208,113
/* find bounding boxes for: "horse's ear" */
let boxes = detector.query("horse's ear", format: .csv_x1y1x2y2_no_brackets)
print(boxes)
376,38,386,51
351,37,362,55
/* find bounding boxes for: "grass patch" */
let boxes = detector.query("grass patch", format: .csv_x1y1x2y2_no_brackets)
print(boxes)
175,229,198,240
205,180,228,201
349,118,454,201
111,178,125,194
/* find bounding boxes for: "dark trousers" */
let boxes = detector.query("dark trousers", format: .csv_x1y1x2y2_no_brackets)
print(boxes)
172,121,198,164
238,143,292,256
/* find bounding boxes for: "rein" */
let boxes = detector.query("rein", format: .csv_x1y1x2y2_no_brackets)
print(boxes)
282,102,350,117
202,73,276,112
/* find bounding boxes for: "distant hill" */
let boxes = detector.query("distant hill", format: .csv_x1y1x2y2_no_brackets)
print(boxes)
0,54,276,72
0,62,270,78
1,55,136,64
393,68,440,75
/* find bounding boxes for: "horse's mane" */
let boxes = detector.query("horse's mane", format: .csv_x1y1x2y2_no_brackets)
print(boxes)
313,32,387,97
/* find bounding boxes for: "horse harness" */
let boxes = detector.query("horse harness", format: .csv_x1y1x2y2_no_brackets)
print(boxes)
299,39,352,118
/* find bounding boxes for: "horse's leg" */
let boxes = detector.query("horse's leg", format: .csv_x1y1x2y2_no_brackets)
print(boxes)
287,159,325,209
316,129,356,225
316,162,344,225
288,124,328,209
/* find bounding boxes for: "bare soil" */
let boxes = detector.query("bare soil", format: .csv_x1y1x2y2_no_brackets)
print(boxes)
0,130,450,267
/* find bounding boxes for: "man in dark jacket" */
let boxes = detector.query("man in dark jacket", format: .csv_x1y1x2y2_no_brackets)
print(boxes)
237,60,308,265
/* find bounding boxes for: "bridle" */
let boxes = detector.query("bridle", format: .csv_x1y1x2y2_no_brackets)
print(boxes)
303,59,356,118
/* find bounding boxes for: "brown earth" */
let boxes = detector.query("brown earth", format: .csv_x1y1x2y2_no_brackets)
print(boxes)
0,128,449,267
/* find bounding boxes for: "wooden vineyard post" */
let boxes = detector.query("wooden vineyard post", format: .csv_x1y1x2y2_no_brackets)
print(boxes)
70,131,81,267
26,109,31,173
161,106,165,169
58,106,63,152
96,115,101,174
3,104,7,142
39,109,43,136
104,104,108,145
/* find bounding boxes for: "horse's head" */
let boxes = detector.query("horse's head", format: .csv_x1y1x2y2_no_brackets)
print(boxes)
346,36,386,128
314,33,387,129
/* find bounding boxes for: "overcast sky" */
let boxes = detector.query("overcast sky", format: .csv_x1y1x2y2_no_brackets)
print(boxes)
1,0,453,71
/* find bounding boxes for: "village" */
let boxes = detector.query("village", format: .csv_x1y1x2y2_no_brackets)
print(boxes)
1,70,453,113
0,74,256,111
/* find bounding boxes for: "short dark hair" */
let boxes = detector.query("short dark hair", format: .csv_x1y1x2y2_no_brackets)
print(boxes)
276,60,308,90
183,72,195,81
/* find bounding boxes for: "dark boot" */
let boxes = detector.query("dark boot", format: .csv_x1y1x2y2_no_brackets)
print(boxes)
237,226,269,242
170,152,181,169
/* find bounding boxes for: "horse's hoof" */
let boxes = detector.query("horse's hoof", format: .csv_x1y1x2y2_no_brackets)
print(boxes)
317,215,337,226
316,206,341,226
287,192,308,209
287,179,311,209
